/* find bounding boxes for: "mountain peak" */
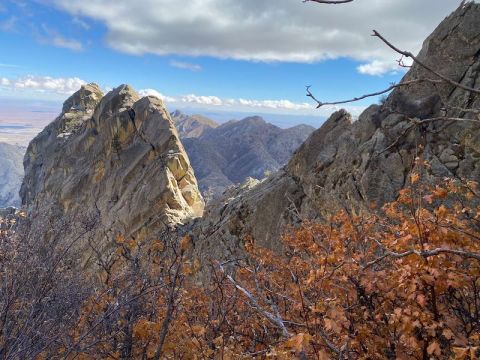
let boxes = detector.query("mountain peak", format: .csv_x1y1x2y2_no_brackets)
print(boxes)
21,84,204,269
241,116,267,126
93,84,140,123
62,83,103,113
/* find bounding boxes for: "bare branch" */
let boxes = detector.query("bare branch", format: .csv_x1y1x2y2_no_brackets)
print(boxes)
363,246,480,270
372,30,480,95
414,116,480,125
307,79,443,108
218,262,291,337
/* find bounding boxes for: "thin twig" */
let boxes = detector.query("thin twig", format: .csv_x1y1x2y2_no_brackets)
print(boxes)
307,79,443,108
218,262,291,337
363,246,480,270
372,30,480,95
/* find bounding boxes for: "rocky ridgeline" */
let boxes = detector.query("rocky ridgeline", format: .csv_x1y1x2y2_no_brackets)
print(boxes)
190,2,480,262
20,84,204,268
173,112,314,197
19,3,480,271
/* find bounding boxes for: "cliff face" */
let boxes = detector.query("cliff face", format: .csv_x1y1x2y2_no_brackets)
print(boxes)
191,2,480,261
21,84,204,267
0,142,24,208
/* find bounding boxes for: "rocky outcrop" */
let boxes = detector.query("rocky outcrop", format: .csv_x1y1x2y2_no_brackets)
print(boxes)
21,84,204,268
171,110,219,138
183,116,314,197
191,2,480,261
0,143,24,208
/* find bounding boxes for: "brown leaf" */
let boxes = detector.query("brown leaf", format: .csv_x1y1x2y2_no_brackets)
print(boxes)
427,341,441,356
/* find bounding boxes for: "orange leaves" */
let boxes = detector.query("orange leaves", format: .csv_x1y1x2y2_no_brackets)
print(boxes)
180,235,192,252
410,172,420,184
324,318,342,334
398,188,413,205
191,324,206,337
433,186,448,199
150,239,164,252
435,204,448,218
415,294,427,307
133,318,160,341
427,341,441,356
58,177,480,360
284,333,313,352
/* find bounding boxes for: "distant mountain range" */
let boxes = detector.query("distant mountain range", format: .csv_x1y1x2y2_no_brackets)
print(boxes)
171,110,315,197
0,142,24,207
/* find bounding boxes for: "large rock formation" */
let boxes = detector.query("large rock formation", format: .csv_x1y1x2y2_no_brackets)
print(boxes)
191,2,480,261
182,116,314,196
21,84,204,267
0,142,24,208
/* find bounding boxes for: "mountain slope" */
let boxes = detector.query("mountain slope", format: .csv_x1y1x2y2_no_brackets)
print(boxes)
0,142,24,208
191,2,480,262
182,116,315,196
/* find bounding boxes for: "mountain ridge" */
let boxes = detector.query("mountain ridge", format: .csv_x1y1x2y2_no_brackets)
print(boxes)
190,1,480,262
174,112,315,196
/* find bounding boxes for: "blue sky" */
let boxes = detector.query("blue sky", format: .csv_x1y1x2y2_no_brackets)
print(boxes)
0,0,462,132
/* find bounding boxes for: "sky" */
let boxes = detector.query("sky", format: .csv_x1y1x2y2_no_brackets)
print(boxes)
0,0,465,143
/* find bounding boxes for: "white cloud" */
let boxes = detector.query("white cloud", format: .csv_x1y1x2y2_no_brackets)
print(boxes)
1,75,86,94
0,78,11,86
138,88,176,102
180,94,223,106
45,0,460,75
357,60,399,76
169,60,202,72
139,88,328,113
38,24,83,51
357,58,414,76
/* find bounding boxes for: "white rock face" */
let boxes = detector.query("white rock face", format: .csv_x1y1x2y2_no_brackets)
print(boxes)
21,84,204,268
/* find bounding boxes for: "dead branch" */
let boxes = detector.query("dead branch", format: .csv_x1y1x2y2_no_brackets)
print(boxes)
414,116,480,125
363,245,480,270
372,30,480,95
153,255,184,360
306,79,443,108
218,262,291,337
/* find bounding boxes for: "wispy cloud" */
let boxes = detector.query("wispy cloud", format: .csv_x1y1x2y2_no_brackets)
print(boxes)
37,24,84,51
169,60,202,72
72,16,90,30
0,16,17,32
0,63,20,68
